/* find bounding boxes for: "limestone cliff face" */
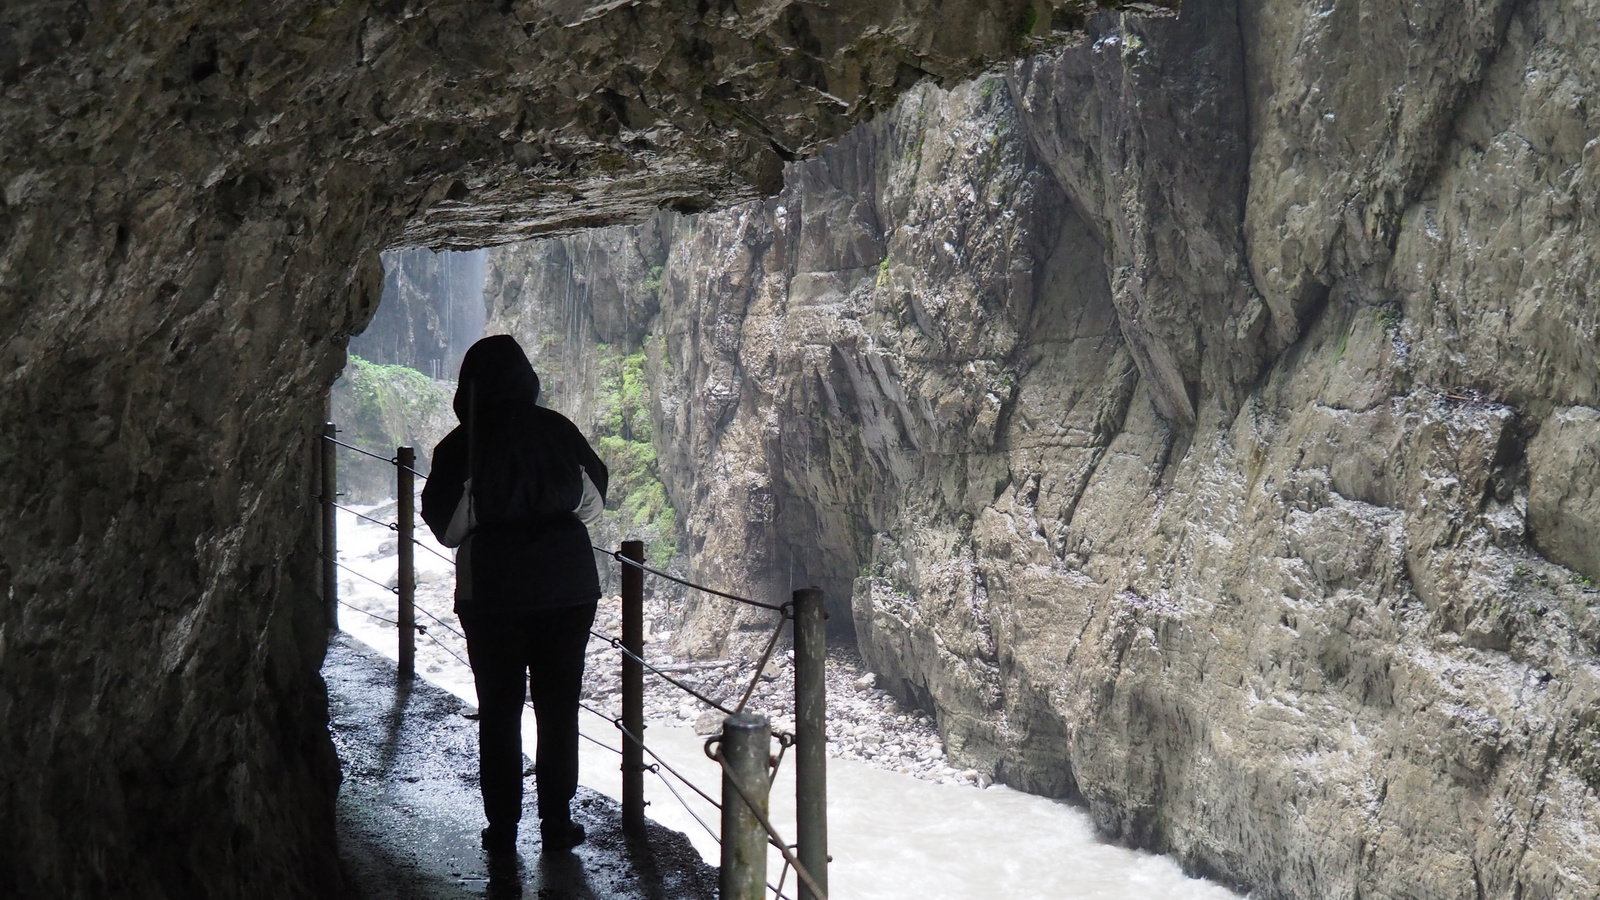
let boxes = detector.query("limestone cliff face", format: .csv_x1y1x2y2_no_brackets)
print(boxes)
0,1,1133,895
483,1,1600,896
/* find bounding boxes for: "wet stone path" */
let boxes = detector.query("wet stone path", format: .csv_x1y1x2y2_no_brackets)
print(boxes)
326,634,717,900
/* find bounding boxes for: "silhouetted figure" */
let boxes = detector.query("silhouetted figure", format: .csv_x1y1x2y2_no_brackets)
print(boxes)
421,335,608,859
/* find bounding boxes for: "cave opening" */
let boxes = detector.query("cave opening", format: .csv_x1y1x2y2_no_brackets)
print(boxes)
332,236,859,659
13,0,1600,896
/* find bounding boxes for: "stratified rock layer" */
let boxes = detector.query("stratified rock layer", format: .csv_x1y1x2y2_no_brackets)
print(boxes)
0,1,1144,896
482,1,1600,896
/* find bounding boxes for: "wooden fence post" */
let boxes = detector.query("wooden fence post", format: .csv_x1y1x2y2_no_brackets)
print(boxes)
321,422,338,631
396,446,415,679
793,587,829,900
719,713,771,900
620,539,646,836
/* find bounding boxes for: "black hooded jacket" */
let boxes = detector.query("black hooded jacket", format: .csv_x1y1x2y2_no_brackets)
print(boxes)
420,335,609,613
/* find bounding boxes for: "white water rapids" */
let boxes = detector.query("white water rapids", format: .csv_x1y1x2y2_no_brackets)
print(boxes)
333,501,1243,900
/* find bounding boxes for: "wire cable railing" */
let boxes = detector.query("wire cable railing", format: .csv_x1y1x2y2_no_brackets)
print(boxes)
324,433,399,465
318,425,829,900
324,554,398,596
329,500,398,532
589,630,737,718
338,598,400,627
592,544,789,612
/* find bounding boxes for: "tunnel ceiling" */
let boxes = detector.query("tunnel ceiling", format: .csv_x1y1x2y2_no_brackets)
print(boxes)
2,0,1173,251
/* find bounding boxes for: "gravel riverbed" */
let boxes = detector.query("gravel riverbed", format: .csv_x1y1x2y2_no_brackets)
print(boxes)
581,594,980,788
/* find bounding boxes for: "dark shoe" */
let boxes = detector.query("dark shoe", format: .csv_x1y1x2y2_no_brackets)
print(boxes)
482,824,518,857
539,819,585,851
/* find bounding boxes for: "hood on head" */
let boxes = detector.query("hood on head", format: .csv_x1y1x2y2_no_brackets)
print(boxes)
454,334,540,421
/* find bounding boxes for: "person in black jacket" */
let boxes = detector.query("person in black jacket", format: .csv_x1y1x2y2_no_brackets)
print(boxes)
420,335,608,858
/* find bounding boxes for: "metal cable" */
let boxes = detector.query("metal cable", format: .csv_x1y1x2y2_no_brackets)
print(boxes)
320,432,428,480
323,555,398,595
735,618,788,715
641,738,723,813
412,538,455,566
328,500,398,531
774,858,794,900
768,733,790,789
412,601,467,641
593,545,787,612
650,764,722,845
416,625,472,670
588,628,795,744
323,511,461,642
322,434,395,464
338,599,401,627
598,711,726,813
580,731,624,756
589,630,735,716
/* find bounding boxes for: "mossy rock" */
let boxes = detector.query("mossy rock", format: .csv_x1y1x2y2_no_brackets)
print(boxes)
330,355,459,503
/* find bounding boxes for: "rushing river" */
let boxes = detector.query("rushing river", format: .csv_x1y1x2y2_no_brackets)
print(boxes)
335,503,1242,900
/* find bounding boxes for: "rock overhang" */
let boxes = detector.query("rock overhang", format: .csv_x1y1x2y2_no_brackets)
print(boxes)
0,2,1183,897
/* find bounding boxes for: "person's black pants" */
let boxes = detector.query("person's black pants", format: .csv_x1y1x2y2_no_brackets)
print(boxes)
461,600,597,830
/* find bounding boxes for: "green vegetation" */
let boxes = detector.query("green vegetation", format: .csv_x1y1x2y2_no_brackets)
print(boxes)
332,354,456,502
1013,5,1040,47
593,345,678,562
1375,304,1402,330
342,354,452,455
642,264,664,299
1513,561,1551,588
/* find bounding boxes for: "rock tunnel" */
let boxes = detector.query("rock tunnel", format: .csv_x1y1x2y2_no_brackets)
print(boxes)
7,0,1600,898
0,2,1149,896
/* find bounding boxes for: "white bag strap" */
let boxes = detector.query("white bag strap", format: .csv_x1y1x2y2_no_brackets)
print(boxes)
575,467,604,526
442,477,475,548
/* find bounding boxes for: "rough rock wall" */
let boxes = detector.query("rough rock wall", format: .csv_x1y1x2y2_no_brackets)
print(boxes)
484,1,1600,896
484,220,671,426
0,1,1140,896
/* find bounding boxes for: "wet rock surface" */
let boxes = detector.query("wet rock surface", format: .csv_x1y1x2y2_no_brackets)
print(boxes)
1,2,1150,895
479,1,1600,896
327,633,717,900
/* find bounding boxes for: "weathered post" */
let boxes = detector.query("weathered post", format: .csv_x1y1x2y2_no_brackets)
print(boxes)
396,446,416,679
620,539,646,836
720,713,771,900
321,422,338,631
793,587,829,900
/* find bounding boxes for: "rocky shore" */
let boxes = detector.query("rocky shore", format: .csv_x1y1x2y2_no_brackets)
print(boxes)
582,593,977,787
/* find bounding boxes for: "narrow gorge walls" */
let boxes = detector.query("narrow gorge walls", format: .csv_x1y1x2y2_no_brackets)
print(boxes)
350,249,487,381
482,1,1600,897
0,2,1132,896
